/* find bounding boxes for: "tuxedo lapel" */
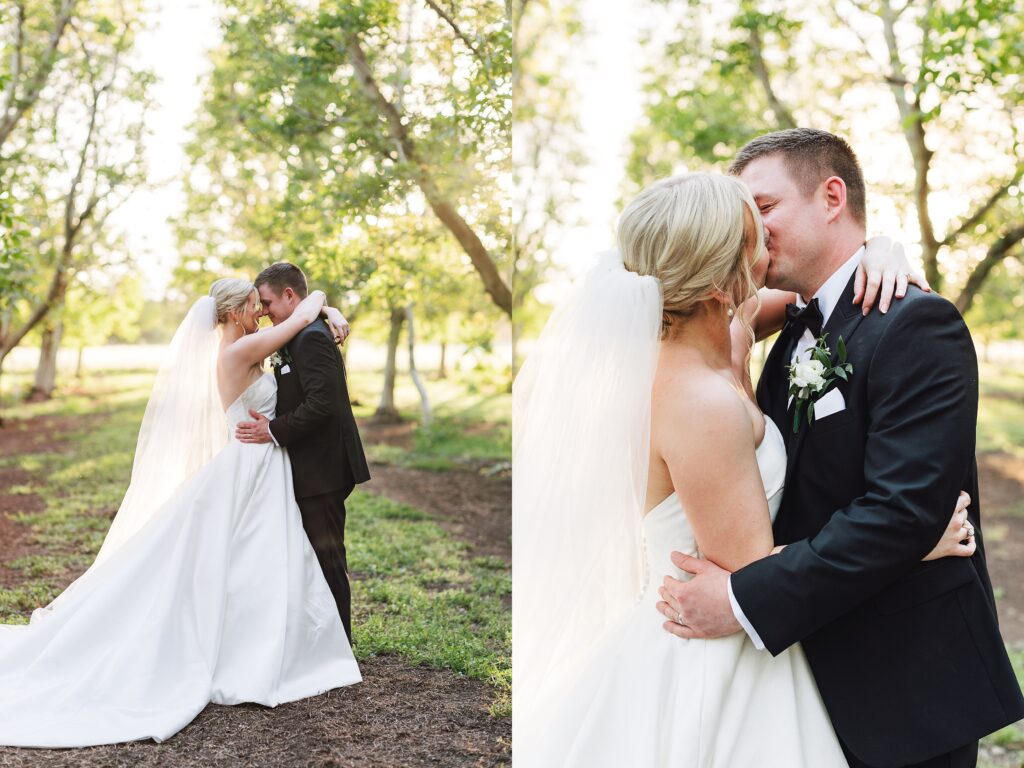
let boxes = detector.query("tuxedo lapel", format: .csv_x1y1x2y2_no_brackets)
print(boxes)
782,273,867,492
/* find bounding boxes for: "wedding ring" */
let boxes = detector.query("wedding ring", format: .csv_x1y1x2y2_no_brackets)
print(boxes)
675,611,685,625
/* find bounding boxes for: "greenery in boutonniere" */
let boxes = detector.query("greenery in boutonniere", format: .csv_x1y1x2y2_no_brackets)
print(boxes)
270,347,292,369
786,333,853,433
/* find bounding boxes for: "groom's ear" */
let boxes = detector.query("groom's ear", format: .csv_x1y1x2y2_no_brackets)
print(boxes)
822,175,847,222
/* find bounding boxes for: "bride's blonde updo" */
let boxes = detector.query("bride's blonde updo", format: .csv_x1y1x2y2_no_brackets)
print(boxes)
209,278,255,325
617,173,763,336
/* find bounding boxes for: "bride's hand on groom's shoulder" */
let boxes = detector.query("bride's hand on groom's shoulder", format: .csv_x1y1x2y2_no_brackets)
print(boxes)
324,307,350,345
855,236,931,315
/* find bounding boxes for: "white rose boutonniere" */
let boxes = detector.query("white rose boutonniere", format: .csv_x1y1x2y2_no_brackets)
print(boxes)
270,351,283,368
786,333,853,433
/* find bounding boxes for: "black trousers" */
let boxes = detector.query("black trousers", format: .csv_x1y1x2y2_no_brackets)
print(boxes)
296,492,351,642
842,740,978,768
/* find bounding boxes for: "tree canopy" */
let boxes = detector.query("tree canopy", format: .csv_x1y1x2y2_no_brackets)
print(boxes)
629,0,1023,315
179,0,511,316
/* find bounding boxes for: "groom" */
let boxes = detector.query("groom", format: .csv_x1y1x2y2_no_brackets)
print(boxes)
658,129,1024,767
236,262,370,642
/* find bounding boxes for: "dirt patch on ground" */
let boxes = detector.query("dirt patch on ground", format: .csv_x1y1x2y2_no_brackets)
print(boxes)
363,465,510,563
0,468,41,587
0,414,93,587
0,656,509,767
978,451,1024,645
357,418,415,449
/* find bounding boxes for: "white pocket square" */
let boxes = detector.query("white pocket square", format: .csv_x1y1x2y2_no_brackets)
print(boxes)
814,388,846,420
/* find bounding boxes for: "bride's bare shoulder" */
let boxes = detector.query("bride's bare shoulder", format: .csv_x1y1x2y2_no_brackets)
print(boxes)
652,365,752,445
216,339,258,380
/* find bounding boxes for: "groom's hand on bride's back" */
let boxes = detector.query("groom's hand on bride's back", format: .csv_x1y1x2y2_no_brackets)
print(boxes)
656,554,742,640
236,409,273,444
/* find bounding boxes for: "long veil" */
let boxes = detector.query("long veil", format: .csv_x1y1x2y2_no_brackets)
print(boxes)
93,296,228,566
512,251,662,762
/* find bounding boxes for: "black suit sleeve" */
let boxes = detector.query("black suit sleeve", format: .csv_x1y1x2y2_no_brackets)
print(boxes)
731,296,978,655
269,326,344,447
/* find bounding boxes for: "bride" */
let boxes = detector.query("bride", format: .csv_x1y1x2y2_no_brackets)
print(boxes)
512,173,974,766
0,278,361,748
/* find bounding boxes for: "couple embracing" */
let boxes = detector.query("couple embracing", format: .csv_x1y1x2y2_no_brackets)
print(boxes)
514,128,1024,767
0,262,369,747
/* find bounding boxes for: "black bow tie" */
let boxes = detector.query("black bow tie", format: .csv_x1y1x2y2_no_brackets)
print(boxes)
785,299,824,338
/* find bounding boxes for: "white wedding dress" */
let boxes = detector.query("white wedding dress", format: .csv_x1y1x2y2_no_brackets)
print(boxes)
533,417,847,767
0,372,361,748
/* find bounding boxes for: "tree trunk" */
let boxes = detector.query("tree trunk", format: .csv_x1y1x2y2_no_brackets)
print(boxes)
374,307,405,423
879,0,941,290
76,346,85,378
954,225,1024,315
27,321,64,401
511,316,522,378
346,34,512,316
405,305,432,428
0,359,6,428
438,339,448,379
0,262,68,365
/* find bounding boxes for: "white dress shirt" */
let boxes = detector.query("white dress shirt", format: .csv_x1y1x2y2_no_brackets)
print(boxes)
727,246,865,650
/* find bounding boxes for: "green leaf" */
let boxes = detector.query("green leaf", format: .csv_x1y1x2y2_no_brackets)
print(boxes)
834,367,848,381
837,336,847,363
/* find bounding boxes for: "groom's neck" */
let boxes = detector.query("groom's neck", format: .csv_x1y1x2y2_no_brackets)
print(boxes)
799,228,865,300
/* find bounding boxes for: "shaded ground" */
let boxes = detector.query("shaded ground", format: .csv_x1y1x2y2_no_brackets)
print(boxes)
363,465,510,563
0,467,38,585
0,657,505,768
973,453,1024,768
978,452,1024,645
0,416,89,587
0,410,511,766
358,418,511,563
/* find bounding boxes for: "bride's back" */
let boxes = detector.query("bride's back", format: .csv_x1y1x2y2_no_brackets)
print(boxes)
208,279,267,409
616,173,774,573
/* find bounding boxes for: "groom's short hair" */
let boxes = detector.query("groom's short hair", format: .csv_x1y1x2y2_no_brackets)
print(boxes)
728,128,866,227
254,262,308,298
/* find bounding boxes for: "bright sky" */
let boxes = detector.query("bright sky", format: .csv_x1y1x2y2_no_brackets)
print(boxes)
108,0,221,299
534,0,647,303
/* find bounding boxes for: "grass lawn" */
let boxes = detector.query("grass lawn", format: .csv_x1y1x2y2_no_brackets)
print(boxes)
0,366,511,715
978,362,1024,458
983,646,1024,761
348,367,511,472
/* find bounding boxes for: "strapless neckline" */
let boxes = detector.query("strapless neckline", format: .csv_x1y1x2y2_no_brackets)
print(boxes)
226,372,274,412
645,416,784,519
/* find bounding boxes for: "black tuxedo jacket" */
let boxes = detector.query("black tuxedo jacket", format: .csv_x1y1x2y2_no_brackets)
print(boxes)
269,319,370,501
731,278,1024,767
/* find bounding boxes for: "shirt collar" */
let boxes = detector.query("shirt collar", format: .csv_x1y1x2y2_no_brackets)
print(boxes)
796,245,865,327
